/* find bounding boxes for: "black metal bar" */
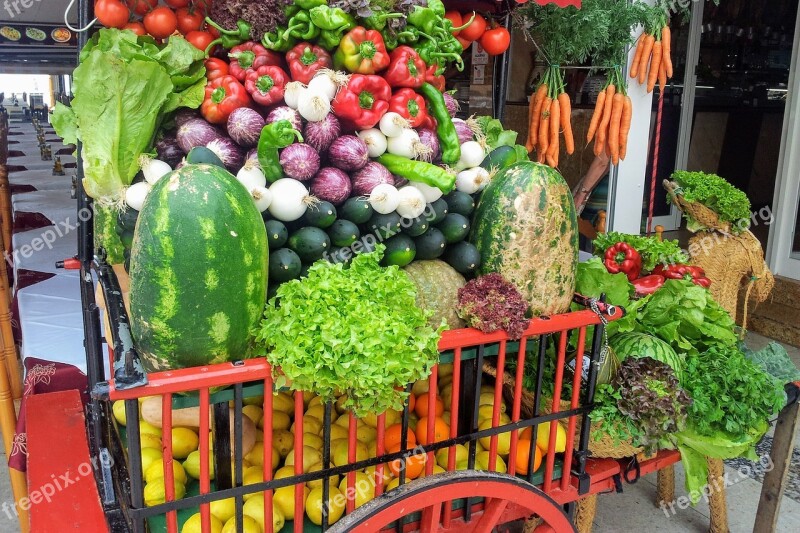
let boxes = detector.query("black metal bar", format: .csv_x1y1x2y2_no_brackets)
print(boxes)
528,334,549,484
124,399,146,533
321,402,332,533
233,383,244,533
464,343,485,523
214,402,233,492
493,12,512,121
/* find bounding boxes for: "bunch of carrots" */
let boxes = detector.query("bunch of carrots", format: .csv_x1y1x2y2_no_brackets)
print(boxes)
587,68,632,167
630,21,673,93
525,66,574,168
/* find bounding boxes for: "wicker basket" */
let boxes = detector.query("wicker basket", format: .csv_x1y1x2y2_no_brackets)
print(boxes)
663,179,732,234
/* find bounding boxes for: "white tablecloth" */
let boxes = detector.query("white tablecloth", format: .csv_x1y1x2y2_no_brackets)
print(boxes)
8,170,73,192
12,190,77,227
11,227,80,279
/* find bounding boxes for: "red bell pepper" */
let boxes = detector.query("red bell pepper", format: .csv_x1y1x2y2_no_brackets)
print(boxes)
383,46,427,88
419,114,437,131
604,242,642,281
332,74,391,130
244,65,289,107
285,43,333,84
201,75,251,124
205,58,229,82
632,275,665,295
425,64,446,92
389,89,429,128
228,42,283,81
652,264,712,288
333,26,391,74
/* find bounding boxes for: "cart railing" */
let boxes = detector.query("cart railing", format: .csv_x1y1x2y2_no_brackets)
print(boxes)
86,255,622,533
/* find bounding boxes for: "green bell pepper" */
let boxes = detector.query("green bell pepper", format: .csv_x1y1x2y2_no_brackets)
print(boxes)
283,11,320,42
308,5,356,32
418,82,461,166
427,0,446,18
363,12,403,31
262,28,297,53
257,120,304,183
377,154,455,193
205,18,252,50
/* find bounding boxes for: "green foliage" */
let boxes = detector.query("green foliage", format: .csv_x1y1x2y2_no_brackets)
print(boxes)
670,170,753,233
593,232,688,272
743,341,800,384
474,116,518,151
255,247,442,417
592,0,648,67
589,383,645,445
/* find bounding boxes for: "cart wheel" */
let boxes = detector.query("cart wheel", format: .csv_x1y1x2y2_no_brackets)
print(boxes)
329,470,576,533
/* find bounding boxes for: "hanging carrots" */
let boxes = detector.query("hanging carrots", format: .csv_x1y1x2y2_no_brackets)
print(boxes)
629,12,674,95
588,67,632,166
526,65,574,169
526,83,548,152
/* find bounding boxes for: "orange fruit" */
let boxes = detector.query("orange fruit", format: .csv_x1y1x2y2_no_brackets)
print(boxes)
414,394,444,418
515,440,543,475
415,417,449,445
384,424,417,451
388,452,426,480
520,427,532,440
407,393,416,415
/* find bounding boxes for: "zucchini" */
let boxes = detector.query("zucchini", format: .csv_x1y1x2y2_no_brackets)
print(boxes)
414,227,447,260
264,220,288,250
382,234,416,267
303,201,337,229
288,226,331,263
480,145,517,171
340,197,374,224
269,248,302,283
436,213,470,244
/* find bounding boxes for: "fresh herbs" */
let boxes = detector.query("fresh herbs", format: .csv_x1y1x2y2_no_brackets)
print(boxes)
670,170,753,232
594,231,688,272
590,383,646,445
255,247,442,417
457,274,530,340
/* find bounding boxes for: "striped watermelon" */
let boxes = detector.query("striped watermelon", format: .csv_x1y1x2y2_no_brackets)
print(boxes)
129,164,268,372
610,332,684,382
470,162,578,316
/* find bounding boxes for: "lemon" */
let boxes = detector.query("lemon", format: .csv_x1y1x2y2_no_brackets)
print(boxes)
242,405,263,426
242,466,264,501
144,460,187,485
331,439,368,467
536,421,566,454
221,515,262,533
181,512,223,533
270,411,291,431
244,442,280,468
363,465,392,488
302,432,323,450
112,401,127,426
326,424,349,441
183,450,214,480
420,465,446,477
356,424,377,443
171,428,200,459
307,395,324,409
302,391,314,407
140,448,163,475
334,395,349,415
272,392,294,414
306,462,339,490
385,477,401,491
273,465,295,479
140,433,162,451
411,379,429,396
273,485,308,518
291,415,322,436
209,498,236,522
436,444,468,469
143,478,186,507
475,451,507,473
338,472,376,508
243,395,264,407
243,496,285,532
478,420,511,456
140,420,163,438
273,430,294,457
304,404,328,422
305,486,345,526
284,446,322,473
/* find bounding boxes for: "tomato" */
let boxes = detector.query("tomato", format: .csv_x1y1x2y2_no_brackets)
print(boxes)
144,6,178,40
176,7,204,34
457,36,472,50
444,11,462,36
125,0,155,16
459,12,486,42
123,21,147,36
95,0,130,29
164,0,190,7
479,27,511,56
185,30,213,51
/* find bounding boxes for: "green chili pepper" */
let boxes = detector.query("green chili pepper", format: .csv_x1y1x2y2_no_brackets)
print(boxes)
418,82,461,166
382,31,399,51
377,154,455,193
398,27,427,45
427,0,446,18
205,18,252,50
308,5,356,32
258,120,304,183
407,6,441,37
364,12,404,31
283,11,320,41
416,37,464,72
262,28,297,53
295,0,325,9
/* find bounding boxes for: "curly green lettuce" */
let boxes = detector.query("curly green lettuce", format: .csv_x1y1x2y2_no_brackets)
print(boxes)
670,170,752,233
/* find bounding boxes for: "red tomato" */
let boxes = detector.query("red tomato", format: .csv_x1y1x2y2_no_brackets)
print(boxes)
185,30,213,51
164,0,190,8
123,21,147,36
144,6,178,40
444,11,462,36
95,0,130,29
480,26,511,56
125,0,155,16
176,7,204,34
457,36,472,50
459,12,487,42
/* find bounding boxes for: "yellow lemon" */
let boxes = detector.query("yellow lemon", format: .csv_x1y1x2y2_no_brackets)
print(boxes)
306,462,339,490
356,425,377,443
385,477,401,492
273,484,308,519
242,466,264,501
242,405,263,426
181,512,223,533
305,487,345,526
338,472,376,508
536,421,566,454
284,446,322,473
182,450,214,480
140,420,163,438
302,391,315,408
272,430,294,457
243,495,285,532
363,465,392,488
420,465,446,477
475,451,507,473
112,401,127,426
171,428,200,459
140,448,163,476
331,439,368,467
334,395,349,415
243,395,264,407
411,379,429,396
143,478,186,507
326,424,349,441
140,433,162,451
302,432,323,450
209,498,236,522
291,415,322,436
273,465,295,479
305,404,331,422
272,392,294,414
477,420,511,456
221,515,261,533
144,459,187,485
269,411,291,431
307,395,324,409
436,444,468,469
244,442,280,468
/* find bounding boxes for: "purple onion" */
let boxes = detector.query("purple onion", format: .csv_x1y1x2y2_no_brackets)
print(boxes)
155,134,183,168
452,118,474,144
394,176,409,187
206,137,244,172
329,135,369,172
177,118,222,154
352,162,394,196
265,106,303,132
310,167,351,205
443,92,459,118
174,108,198,127
227,108,265,148
417,128,440,161
304,114,341,153
279,143,320,181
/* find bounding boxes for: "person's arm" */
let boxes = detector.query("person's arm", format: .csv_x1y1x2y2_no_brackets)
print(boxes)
572,152,611,215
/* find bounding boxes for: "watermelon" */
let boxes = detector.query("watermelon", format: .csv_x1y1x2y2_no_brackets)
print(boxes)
129,164,268,372
470,162,578,317
610,332,684,382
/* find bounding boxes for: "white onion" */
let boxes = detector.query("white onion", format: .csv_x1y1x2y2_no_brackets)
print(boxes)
457,141,486,170
125,182,151,211
251,186,273,212
456,167,491,194
473,167,491,191
379,112,410,138
395,186,427,219
387,128,422,159
410,181,443,203
139,155,171,185
297,89,331,122
284,82,306,110
268,178,314,221
308,69,349,101
369,183,400,214
236,159,267,190
357,128,388,158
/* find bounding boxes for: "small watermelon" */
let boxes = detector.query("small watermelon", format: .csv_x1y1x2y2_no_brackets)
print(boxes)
610,332,684,382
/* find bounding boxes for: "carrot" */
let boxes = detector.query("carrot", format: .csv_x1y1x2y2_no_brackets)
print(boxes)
548,95,560,158
538,97,552,156
647,40,663,93
525,93,537,151
630,34,644,80
526,84,548,152
619,95,633,161
558,93,574,155
638,34,655,85
658,55,667,93
607,93,624,166
662,25,673,78
596,84,616,153
586,90,606,143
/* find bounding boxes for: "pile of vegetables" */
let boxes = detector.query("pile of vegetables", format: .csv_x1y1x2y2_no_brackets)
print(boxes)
669,170,753,232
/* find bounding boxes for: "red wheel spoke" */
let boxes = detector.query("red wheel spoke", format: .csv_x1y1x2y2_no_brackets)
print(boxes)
474,498,510,533
421,502,443,533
